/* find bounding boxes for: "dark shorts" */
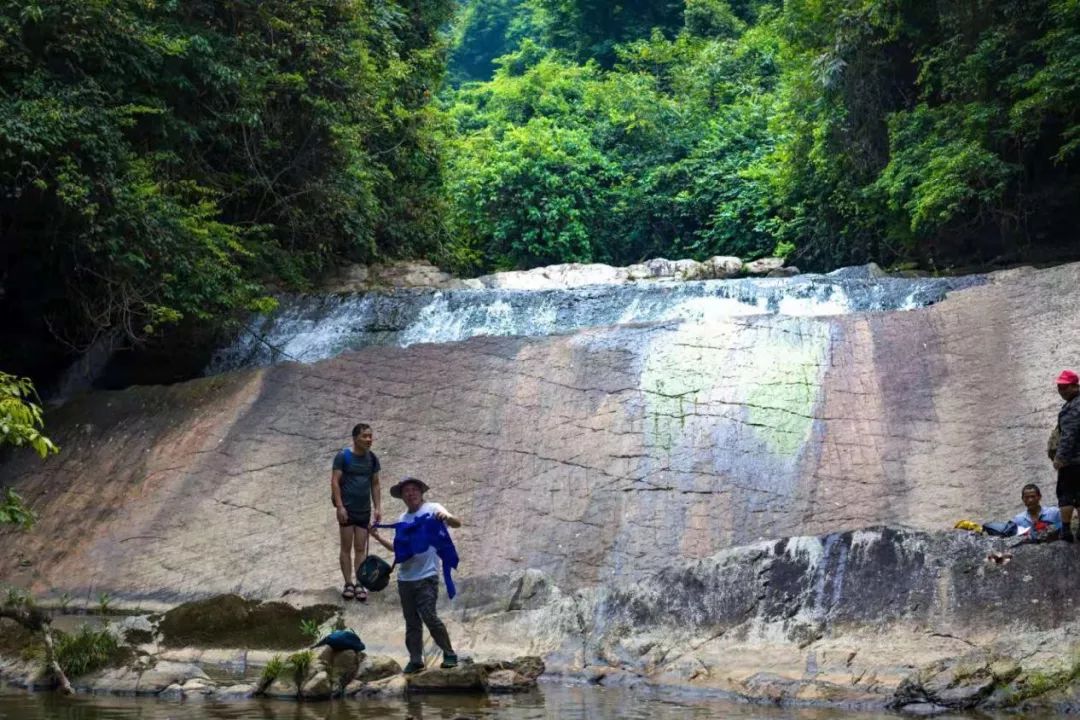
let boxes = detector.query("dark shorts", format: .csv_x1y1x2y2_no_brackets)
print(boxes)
338,505,371,529
1057,465,1080,507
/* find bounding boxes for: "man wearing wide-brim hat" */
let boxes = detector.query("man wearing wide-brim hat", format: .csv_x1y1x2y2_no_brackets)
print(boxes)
370,477,462,673
1051,370,1080,541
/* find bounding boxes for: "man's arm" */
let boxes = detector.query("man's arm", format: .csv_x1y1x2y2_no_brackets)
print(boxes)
368,527,394,551
1056,402,1080,468
371,471,382,524
331,469,347,523
434,504,462,529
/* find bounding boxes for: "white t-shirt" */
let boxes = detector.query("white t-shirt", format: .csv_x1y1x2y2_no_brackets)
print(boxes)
395,502,448,582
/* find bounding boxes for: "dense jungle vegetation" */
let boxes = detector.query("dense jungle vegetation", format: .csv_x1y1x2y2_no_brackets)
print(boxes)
1,0,1079,386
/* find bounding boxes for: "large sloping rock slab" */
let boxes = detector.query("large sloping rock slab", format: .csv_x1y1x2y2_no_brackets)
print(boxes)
0,263,1077,606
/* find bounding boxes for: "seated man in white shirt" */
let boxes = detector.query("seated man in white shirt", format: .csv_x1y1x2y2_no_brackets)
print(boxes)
1012,483,1063,542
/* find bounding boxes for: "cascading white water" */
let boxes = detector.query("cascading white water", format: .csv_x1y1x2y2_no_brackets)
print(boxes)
206,270,984,375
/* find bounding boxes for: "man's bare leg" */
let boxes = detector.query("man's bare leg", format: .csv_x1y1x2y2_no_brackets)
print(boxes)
353,528,369,599
339,525,356,584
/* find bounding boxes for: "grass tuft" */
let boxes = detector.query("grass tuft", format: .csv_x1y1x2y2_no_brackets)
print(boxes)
53,624,123,677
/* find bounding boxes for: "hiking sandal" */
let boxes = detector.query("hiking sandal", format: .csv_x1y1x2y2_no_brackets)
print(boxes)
341,583,356,600
355,586,368,602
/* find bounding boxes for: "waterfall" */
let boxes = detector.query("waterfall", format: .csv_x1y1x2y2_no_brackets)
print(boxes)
206,272,984,375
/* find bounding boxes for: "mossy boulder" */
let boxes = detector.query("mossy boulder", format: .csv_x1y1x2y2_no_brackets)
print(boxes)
158,594,337,649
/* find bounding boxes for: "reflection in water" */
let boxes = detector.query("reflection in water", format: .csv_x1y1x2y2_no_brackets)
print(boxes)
0,686,915,720
0,683,948,720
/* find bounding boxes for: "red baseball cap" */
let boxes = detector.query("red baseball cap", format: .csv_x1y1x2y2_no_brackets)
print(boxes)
1058,370,1079,385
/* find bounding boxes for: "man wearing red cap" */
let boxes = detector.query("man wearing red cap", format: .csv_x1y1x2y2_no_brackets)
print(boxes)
1051,370,1080,541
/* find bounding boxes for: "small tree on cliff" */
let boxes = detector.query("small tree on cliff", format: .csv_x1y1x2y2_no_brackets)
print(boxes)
0,371,57,527
0,372,71,692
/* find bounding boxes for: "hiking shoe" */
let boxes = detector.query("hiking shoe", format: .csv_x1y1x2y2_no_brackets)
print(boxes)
440,653,459,669
1063,529,1075,543
403,661,425,674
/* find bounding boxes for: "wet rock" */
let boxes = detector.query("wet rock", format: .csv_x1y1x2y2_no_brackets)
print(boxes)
701,256,743,279
322,648,360,688
263,674,299,699
354,654,402,683
595,668,647,688
898,702,950,716
512,656,545,680
485,669,533,693
371,261,466,290
827,262,888,279
214,683,255,699
300,670,333,700
483,656,545,681
114,616,156,647
81,666,140,694
894,651,1016,710
136,661,209,694
180,677,216,697
352,674,407,698
406,661,487,692
671,259,703,280
322,261,467,292
644,258,676,279
766,266,800,278
159,683,183,700
744,257,785,275
0,658,55,691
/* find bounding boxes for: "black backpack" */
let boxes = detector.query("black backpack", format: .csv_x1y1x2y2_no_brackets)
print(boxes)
357,555,394,591
982,520,1018,537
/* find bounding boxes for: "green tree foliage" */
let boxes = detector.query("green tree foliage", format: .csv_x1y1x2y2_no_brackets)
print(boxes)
0,0,452,376
443,0,1080,272
531,0,685,65
762,0,1080,267
448,0,543,83
443,3,783,272
0,372,56,528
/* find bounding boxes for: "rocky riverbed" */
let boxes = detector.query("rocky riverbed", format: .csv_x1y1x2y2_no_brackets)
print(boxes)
0,594,544,701
4,526,1080,715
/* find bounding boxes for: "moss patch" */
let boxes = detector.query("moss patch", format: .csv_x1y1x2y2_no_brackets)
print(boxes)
159,594,338,649
639,317,830,458
0,618,37,657
743,322,829,457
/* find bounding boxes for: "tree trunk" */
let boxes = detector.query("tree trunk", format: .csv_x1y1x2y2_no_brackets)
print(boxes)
0,605,74,694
